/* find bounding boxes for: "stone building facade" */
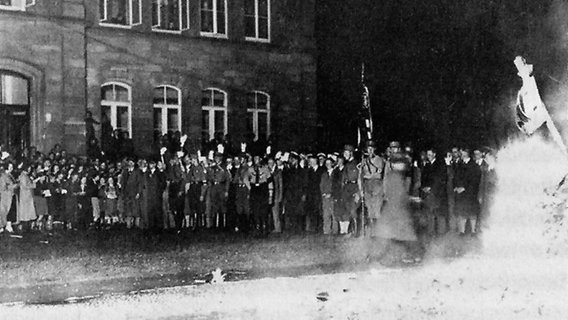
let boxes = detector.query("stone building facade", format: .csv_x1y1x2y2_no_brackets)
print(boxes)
0,0,317,156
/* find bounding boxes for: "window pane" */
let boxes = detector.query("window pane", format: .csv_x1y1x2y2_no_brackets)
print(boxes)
107,0,128,25
99,0,106,20
101,105,111,123
245,16,255,38
259,17,268,39
154,107,163,133
214,110,224,134
202,109,210,141
216,8,226,34
167,108,180,132
115,85,130,102
201,90,212,106
200,0,213,32
259,0,268,17
132,0,141,24
160,0,179,30
244,0,254,15
258,112,268,138
166,87,179,105
0,74,29,105
117,106,129,134
101,85,113,101
181,0,189,30
213,90,225,107
153,87,164,104
257,93,268,109
152,0,159,26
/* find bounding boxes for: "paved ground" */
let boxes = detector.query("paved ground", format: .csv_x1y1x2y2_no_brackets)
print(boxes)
1,254,566,320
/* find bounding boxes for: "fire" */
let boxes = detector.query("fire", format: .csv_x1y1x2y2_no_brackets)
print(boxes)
483,135,568,258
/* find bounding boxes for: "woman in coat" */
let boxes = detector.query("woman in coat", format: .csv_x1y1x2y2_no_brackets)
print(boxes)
18,165,38,230
0,162,19,233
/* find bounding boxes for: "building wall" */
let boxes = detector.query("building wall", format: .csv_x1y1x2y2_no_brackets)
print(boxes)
0,0,317,155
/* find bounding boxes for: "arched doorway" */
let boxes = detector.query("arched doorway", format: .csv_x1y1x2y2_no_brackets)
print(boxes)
0,70,30,153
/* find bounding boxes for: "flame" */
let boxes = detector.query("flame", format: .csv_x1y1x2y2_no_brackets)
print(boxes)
482,135,568,258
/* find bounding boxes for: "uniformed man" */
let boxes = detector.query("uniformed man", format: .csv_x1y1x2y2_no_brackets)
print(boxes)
341,144,362,236
233,154,251,233
207,153,230,229
249,154,271,236
360,140,385,235
283,152,307,233
187,155,208,229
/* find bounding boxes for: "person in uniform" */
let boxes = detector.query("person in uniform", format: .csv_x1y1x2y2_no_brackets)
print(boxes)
167,154,185,230
144,159,166,233
232,154,251,233
267,156,283,233
340,144,361,236
249,154,271,236
207,153,230,229
360,140,385,235
187,155,208,229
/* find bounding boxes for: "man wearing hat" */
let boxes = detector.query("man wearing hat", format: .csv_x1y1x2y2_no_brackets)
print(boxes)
305,153,325,232
360,140,385,234
122,157,144,229
232,154,252,233
187,154,208,229
340,144,362,236
207,152,231,229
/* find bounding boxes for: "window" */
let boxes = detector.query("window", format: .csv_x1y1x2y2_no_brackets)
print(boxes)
101,82,132,137
99,0,142,27
247,91,270,140
200,0,227,37
153,85,182,137
0,0,35,11
244,0,269,41
152,0,190,32
201,88,227,142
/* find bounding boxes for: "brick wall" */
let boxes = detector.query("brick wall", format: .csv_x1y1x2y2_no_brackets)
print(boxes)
0,0,317,155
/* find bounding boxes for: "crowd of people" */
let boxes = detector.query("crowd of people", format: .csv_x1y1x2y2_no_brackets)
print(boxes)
0,137,497,261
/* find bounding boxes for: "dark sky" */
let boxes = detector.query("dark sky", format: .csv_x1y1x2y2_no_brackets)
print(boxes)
315,0,568,152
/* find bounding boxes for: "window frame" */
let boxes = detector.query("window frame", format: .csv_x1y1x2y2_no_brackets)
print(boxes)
0,0,35,11
153,85,182,135
152,0,190,33
201,87,228,142
244,0,270,43
199,0,228,38
100,82,133,138
246,91,270,140
99,0,143,29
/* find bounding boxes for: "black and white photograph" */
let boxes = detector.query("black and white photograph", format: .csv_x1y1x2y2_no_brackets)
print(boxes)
0,0,567,319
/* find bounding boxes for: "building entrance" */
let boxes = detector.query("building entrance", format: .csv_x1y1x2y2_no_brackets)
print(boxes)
0,71,30,153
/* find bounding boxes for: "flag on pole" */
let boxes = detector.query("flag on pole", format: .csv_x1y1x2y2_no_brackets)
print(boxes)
360,63,374,146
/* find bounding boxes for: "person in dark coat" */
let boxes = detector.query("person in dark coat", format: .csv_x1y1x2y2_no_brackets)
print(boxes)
283,153,307,233
144,159,166,232
420,148,447,235
305,154,325,232
453,148,481,235
122,158,143,229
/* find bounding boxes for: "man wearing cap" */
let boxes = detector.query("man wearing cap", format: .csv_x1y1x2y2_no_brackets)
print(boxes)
187,154,208,229
340,144,362,236
267,156,283,233
233,154,251,233
144,159,166,232
249,154,271,235
360,140,385,234
207,152,230,229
